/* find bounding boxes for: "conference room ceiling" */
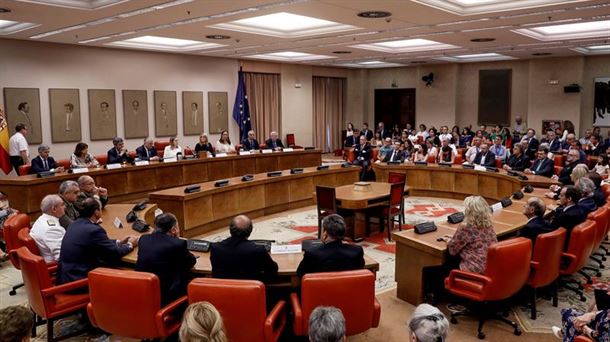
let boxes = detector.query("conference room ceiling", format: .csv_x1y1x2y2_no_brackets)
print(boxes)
1,0,609,68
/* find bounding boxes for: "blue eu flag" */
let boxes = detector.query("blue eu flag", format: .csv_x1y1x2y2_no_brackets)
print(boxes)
232,68,251,142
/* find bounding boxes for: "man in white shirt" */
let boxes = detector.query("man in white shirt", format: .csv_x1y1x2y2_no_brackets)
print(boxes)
8,123,29,173
30,194,66,263
489,136,507,161
439,126,452,143
513,115,527,141
464,137,481,163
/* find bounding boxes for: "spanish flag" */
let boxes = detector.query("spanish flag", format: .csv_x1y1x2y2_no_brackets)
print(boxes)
0,109,12,174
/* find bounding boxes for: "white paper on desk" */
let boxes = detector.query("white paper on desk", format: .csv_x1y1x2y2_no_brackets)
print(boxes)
106,163,122,170
135,160,149,166
262,149,273,154
283,148,294,152
216,153,227,157
72,167,88,174
270,244,302,254
491,202,503,212
113,217,123,229
474,165,486,171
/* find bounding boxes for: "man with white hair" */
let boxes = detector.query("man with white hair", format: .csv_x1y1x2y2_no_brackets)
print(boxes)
464,137,481,163
576,177,598,214
241,130,260,151
308,306,346,342
76,175,108,209
58,180,80,229
30,195,66,263
30,144,64,174
265,131,284,151
408,303,449,342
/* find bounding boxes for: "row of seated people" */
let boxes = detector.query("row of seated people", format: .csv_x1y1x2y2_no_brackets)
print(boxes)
18,130,299,176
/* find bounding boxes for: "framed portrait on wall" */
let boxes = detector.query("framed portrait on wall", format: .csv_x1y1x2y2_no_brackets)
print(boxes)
208,91,228,134
122,90,148,139
49,88,81,142
182,91,204,136
88,89,117,140
594,77,610,126
2,88,43,144
154,90,177,137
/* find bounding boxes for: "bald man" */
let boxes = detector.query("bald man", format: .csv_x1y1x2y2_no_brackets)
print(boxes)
75,175,108,210
518,197,550,243
210,215,278,281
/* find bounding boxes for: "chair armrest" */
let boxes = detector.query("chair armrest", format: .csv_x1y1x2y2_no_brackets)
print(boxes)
41,278,88,296
530,260,540,269
574,336,593,342
290,293,304,336
447,269,492,284
561,252,577,269
265,300,286,342
47,262,58,274
156,296,188,337
372,297,381,328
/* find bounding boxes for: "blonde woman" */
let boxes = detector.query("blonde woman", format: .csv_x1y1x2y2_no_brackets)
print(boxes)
179,302,227,342
546,164,589,199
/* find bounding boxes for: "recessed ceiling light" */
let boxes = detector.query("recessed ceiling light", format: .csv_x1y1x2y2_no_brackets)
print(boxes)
206,34,231,40
333,50,352,54
513,20,610,41
470,38,495,42
571,44,610,55
107,35,224,51
244,51,335,62
0,19,39,35
357,11,392,18
532,52,552,56
436,52,515,62
339,60,403,68
208,12,359,38
412,0,585,15
0,8,11,13
351,38,459,53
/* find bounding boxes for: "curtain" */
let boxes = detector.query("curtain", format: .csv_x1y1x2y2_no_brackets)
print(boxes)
313,77,346,152
244,72,281,143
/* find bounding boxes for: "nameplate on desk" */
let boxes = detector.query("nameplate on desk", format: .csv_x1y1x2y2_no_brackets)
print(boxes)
135,160,149,166
474,165,487,171
485,166,499,172
290,168,304,174
215,153,227,158
491,202,503,212
214,179,230,187
164,157,178,163
113,217,123,229
270,244,302,254
71,167,88,174
184,185,201,193
37,171,55,178
283,148,294,152
267,171,282,177
241,174,254,182
507,170,519,177
248,150,258,154
462,164,474,169
106,163,122,170
261,149,273,154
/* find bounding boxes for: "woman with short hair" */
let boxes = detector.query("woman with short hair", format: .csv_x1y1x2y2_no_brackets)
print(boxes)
70,142,99,168
408,303,449,342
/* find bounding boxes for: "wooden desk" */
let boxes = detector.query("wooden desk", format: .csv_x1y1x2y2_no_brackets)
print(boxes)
149,165,360,238
0,149,322,218
100,204,379,286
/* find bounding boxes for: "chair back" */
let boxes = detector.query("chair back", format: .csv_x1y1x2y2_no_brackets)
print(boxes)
346,148,356,163
554,154,566,167
15,247,54,317
286,134,295,147
128,151,137,159
587,207,608,250
387,172,406,184
18,164,31,175
528,229,566,288
87,268,162,339
495,158,503,169
389,182,404,210
602,184,610,199
561,220,597,275
17,228,42,256
426,154,436,163
316,186,336,215
371,148,379,162
188,278,267,342
3,213,31,269
554,166,563,176
482,238,532,301
454,154,463,164
95,154,108,166
300,270,378,336
56,159,71,170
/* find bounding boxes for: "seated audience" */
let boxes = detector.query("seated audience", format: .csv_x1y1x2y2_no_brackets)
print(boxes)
179,302,227,342
352,135,372,181
489,136,507,161
360,123,373,141
136,213,196,305
576,177,598,215
371,131,383,147
265,131,284,151
215,130,234,154
464,137,481,163
107,137,133,164
427,129,440,147
439,126,452,142
595,154,609,176
473,143,496,167
195,134,215,157
416,124,429,141
135,138,159,161
587,172,607,207
553,304,610,341
503,143,529,171
425,141,438,161
544,130,561,152
308,306,346,342
552,149,584,185
31,144,63,174
586,134,604,156
548,186,586,250
522,128,540,160
378,138,393,161
241,130,260,151
525,147,554,177
561,133,576,151
57,198,138,284
378,121,392,139
58,180,80,229
580,129,593,146
210,215,278,281
412,144,427,162
384,141,406,163
518,197,550,243
297,214,364,277
437,140,455,163
0,305,33,342
76,175,108,209
408,304,450,342
70,142,99,168
163,137,182,159
344,129,359,148
30,195,66,263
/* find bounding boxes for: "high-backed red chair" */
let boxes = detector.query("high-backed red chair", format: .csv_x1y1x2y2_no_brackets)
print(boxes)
188,278,286,342
286,133,296,147
388,172,407,225
426,154,436,163
56,159,71,170
18,164,31,175
554,165,563,176
554,154,566,167
381,182,405,241
95,154,108,166
585,207,609,272
495,158,503,169
454,154,463,164
527,229,566,319
155,141,170,157
602,184,610,199
445,238,532,339
575,336,593,342
560,220,597,301
345,148,356,163
371,148,379,162
316,186,337,238
291,270,380,337
87,268,186,340
3,213,31,295
128,150,137,159
17,228,59,271
16,247,89,341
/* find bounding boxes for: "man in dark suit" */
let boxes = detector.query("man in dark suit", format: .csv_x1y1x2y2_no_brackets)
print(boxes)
136,213,196,305
352,135,372,180
57,198,138,284
525,147,554,177
548,186,586,250
241,130,260,151
576,178,597,215
377,122,392,139
472,143,496,167
210,215,278,281
344,129,360,148
383,141,406,163
553,149,583,185
30,144,64,174
107,137,133,164
360,123,373,141
518,197,551,243
76,175,109,209
522,129,539,160
135,138,159,161
545,131,561,152
587,172,607,207
297,214,364,277
585,135,604,156
265,131,284,151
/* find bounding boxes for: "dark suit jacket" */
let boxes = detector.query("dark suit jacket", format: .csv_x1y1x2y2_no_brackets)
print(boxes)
107,148,133,164
265,138,284,149
587,144,604,156
135,231,196,305
548,205,586,250
210,236,278,281
519,216,552,243
547,139,561,152
135,145,158,160
360,129,373,141
378,129,392,139
194,143,215,157
505,154,529,171
578,197,597,215
353,143,372,162
241,138,260,151
30,156,57,174
530,158,554,177
594,187,607,207
57,218,132,284
526,137,539,158
383,149,406,163
558,161,581,185
296,240,364,277
473,151,496,167
344,135,358,147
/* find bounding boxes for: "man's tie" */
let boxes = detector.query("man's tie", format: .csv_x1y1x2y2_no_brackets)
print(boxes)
535,160,542,172
272,140,276,149
43,158,47,170
148,149,151,158
391,150,396,161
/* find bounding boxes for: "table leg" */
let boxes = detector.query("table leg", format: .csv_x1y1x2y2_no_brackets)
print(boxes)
395,240,445,305
353,211,367,242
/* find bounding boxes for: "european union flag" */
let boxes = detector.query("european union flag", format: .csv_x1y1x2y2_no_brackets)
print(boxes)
232,67,252,142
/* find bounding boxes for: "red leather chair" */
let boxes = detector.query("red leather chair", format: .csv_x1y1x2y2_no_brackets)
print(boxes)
381,182,405,241
188,278,286,342
602,184,610,199
426,154,436,163
286,133,296,147
3,213,31,295
128,150,137,159
56,159,71,170
155,141,170,157
95,154,108,166
554,165,563,176
87,268,186,340
445,238,532,339
316,186,337,239
584,207,609,272
16,247,89,341
183,147,193,156
291,270,380,337
371,148,379,162
554,154,566,167
575,336,593,342
454,154,463,164
495,158,503,169
527,229,566,319
18,164,31,175
17,228,59,272
345,148,356,163
560,220,597,301
259,143,267,149
388,172,406,184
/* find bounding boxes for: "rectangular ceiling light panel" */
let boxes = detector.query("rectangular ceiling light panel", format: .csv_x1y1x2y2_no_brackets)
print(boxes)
244,51,335,62
412,0,587,15
513,20,610,41
351,38,459,53
107,35,224,51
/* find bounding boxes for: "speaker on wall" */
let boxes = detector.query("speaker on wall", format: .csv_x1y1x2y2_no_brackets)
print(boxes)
564,84,581,93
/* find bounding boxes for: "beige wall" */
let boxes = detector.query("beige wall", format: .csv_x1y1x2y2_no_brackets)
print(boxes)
581,56,610,136
280,64,313,147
